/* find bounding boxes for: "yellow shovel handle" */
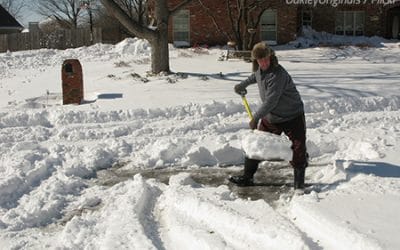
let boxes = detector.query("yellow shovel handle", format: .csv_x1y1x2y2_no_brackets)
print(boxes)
241,95,253,120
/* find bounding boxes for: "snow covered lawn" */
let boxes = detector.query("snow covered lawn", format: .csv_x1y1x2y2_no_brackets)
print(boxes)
0,37,399,249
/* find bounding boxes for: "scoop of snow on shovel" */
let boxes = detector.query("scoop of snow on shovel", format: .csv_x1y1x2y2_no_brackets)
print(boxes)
241,130,291,161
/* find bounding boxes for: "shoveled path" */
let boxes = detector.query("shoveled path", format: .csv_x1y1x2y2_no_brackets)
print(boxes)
95,161,301,205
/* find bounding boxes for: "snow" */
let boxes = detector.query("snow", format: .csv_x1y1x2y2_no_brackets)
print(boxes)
290,26,391,48
290,169,400,250
0,33,400,249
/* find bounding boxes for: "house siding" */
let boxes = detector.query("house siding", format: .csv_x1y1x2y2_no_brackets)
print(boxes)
383,3,400,39
308,5,386,36
277,8,298,44
168,1,234,46
165,1,399,47
167,0,298,46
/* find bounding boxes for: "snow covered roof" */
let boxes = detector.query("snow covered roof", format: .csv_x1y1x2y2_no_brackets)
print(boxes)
0,4,23,30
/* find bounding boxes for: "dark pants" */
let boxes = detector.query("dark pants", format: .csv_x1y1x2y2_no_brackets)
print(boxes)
244,114,308,179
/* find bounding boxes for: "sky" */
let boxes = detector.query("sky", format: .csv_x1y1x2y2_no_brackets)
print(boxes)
18,12,41,27
16,1,41,27
16,0,98,27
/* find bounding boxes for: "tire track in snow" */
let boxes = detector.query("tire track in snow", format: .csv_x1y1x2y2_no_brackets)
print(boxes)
94,165,326,250
274,112,400,249
0,145,63,210
287,193,385,250
136,179,166,250
58,175,167,249
1,173,86,230
156,173,311,250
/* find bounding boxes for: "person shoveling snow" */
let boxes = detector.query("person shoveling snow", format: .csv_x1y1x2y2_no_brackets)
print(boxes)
230,42,308,190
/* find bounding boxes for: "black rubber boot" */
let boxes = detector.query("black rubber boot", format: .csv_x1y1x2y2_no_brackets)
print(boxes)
243,157,260,178
294,167,305,190
229,157,260,186
228,175,254,186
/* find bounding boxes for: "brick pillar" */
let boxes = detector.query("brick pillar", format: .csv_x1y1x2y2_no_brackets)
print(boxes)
62,59,84,105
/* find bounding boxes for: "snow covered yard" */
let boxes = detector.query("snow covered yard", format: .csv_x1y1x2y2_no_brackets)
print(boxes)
0,37,400,249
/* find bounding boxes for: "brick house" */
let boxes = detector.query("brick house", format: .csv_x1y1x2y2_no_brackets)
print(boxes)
301,3,400,39
166,0,400,47
0,5,23,34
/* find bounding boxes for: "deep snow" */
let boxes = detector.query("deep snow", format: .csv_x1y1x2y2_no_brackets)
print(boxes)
0,34,400,249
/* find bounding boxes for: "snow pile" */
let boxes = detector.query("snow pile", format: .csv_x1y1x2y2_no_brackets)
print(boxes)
114,38,150,56
290,26,393,48
1,95,399,175
0,38,151,78
304,95,400,115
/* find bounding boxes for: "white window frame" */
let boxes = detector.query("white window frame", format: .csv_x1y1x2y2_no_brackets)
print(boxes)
260,9,277,45
172,9,190,47
302,9,312,27
335,11,365,36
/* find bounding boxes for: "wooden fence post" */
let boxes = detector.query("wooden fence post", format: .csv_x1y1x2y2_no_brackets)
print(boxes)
0,34,7,52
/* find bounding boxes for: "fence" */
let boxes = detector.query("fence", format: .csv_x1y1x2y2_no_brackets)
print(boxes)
0,27,109,53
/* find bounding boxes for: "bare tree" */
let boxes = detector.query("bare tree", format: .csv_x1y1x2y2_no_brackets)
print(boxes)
100,0,196,74
93,4,121,28
1,0,27,20
200,0,269,50
35,0,84,29
113,0,147,26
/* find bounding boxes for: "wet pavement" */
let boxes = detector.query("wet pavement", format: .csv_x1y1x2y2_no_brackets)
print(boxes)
95,162,295,205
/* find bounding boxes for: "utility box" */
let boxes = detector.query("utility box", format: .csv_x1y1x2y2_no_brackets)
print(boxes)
62,59,84,105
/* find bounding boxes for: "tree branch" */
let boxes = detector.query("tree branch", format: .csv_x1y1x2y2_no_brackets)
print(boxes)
100,0,155,39
198,0,232,41
169,0,197,16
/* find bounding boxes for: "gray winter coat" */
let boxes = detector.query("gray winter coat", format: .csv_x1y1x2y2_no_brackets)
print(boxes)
238,64,304,124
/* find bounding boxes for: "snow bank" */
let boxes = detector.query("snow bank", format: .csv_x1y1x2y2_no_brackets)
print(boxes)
304,95,400,115
290,26,394,48
1,95,399,179
0,38,151,78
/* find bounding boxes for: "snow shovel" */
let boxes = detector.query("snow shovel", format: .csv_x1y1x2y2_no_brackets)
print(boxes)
240,93,253,120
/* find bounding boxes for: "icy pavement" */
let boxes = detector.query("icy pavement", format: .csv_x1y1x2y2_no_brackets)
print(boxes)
95,162,294,204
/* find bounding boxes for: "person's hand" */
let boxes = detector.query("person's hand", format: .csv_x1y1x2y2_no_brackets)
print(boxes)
249,119,257,130
234,84,247,96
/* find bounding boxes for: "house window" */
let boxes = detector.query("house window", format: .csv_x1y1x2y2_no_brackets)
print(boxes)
335,11,365,36
302,9,312,27
173,10,190,47
260,10,277,45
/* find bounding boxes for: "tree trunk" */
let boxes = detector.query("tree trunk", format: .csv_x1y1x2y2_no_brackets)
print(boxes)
150,28,170,73
150,0,170,74
101,0,195,74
